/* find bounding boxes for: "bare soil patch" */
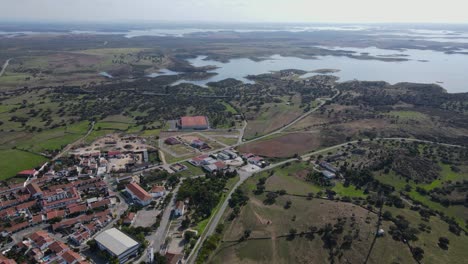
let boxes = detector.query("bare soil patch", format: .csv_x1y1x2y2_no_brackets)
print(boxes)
239,132,321,158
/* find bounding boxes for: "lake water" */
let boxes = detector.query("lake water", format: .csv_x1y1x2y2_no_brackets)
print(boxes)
171,47,468,93
146,69,179,77
99,72,113,78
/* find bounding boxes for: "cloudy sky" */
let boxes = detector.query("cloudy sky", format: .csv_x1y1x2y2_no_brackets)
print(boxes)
2,0,468,23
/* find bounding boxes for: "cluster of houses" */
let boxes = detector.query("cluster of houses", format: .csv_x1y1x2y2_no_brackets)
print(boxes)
0,160,118,263
7,230,88,264
0,172,114,237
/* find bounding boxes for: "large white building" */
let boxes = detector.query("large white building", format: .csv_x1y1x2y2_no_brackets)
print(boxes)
95,228,140,263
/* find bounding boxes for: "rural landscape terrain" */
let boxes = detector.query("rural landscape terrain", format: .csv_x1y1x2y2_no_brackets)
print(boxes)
0,21,467,264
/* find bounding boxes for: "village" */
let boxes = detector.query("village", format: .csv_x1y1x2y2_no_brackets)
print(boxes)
0,115,289,264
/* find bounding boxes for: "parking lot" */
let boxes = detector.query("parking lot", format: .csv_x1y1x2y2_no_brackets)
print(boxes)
133,208,161,227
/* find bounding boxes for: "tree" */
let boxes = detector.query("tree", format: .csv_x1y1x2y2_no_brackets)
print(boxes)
383,211,393,221
288,228,297,240
215,223,224,234
239,229,251,241
154,252,167,264
284,200,292,209
264,192,278,205
181,217,191,229
412,246,424,261
438,237,450,250
184,230,196,241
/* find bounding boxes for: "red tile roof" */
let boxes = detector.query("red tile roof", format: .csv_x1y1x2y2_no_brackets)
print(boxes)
29,230,53,247
6,221,29,233
47,210,66,220
49,241,68,254
123,212,135,224
126,182,152,202
180,116,208,127
31,214,44,224
62,250,85,263
17,169,36,176
214,161,227,169
0,255,17,264
151,185,166,193
68,203,87,214
108,151,121,156
16,200,36,210
89,199,110,209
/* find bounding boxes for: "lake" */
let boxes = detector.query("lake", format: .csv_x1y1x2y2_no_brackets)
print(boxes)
168,47,468,93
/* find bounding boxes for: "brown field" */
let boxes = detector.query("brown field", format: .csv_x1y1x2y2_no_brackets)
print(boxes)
242,94,304,139
210,195,381,264
238,132,322,158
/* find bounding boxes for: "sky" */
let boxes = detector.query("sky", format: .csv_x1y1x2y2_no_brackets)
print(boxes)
1,0,468,24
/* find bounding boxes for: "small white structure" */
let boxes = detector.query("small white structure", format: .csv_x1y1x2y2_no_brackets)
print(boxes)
377,228,385,236
150,185,166,198
174,201,185,217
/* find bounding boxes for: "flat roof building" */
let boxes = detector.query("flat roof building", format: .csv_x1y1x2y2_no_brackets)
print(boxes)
95,228,139,263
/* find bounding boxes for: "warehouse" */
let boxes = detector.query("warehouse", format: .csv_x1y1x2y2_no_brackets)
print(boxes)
179,116,209,130
95,228,140,263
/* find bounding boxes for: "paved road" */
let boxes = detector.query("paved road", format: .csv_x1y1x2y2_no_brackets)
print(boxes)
186,136,466,263
153,184,180,252
0,58,11,77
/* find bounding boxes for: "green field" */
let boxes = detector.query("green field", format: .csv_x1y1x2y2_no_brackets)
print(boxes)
15,121,90,152
95,121,130,131
0,149,47,180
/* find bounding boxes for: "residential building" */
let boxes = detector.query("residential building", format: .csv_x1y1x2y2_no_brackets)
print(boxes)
202,161,226,173
0,255,16,264
150,185,166,198
174,201,185,217
26,183,43,198
164,137,180,145
190,139,209,150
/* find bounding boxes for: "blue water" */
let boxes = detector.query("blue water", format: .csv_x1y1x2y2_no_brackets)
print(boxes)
99,72,113,78
171,47,468,93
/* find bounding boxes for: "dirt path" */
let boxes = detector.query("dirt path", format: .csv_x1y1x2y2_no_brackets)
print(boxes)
271,230,279,264
0,58,11,77
159,149,167,164
52,121,95,160
242,90,340,144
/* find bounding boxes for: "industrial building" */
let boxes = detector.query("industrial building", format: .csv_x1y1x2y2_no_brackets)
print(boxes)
178,116,209,130
95,228,140,263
